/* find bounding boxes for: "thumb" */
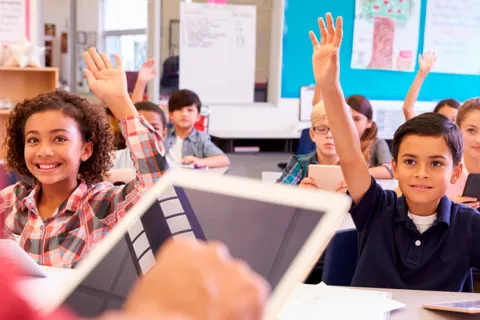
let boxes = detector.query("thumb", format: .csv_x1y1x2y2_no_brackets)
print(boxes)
83,69,96,87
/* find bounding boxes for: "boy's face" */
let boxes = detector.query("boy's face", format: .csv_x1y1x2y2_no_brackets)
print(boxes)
309,117,337,158
393,135,462,211
24,110,93,188
139,110,167,139
460,110,480,161
169,105,200,131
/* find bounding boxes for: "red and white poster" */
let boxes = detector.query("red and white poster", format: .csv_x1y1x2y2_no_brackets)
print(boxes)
0,0,30,44
351,0,421,72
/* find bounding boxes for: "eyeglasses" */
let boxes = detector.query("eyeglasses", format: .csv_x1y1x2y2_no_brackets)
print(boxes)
312,125,331,135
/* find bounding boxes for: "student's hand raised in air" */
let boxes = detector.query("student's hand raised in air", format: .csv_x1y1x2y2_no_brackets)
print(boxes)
124,239,269,320
83,48,129,103
451,195,480,209
418,51,437,74
309,13,343,87
137,58,157,83
83,48,137,119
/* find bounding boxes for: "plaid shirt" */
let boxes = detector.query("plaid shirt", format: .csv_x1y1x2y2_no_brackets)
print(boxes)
0,116,167,268
277,152,318,185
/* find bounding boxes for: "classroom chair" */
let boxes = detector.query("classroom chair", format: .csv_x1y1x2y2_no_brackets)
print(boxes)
321,229,358,286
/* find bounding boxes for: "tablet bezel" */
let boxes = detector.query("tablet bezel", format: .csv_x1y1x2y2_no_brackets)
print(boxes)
42,169,351,319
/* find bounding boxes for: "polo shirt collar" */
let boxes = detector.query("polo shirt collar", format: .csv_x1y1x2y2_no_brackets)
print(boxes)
393,195,451,226
169,127,198,142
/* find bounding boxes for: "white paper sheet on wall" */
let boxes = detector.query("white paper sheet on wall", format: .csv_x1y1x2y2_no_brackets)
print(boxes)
0,0,26,44
351,0,422,72
179,2,256,104
423,0,480,75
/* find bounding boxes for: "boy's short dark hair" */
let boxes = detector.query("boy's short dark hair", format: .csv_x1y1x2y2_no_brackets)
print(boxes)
168,89,201,113
392,113,463,166
134,101,167,129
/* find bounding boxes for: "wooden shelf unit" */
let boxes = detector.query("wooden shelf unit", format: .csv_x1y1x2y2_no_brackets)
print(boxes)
0,67,59,157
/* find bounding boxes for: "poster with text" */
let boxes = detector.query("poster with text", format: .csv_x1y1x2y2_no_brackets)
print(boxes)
0,0,26,44
423,0,480,75
351,0,421,72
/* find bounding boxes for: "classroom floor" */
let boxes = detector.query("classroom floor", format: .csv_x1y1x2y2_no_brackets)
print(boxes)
225,152,292,180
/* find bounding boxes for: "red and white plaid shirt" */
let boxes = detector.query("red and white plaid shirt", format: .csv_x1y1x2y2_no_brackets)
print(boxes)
0,116,167,268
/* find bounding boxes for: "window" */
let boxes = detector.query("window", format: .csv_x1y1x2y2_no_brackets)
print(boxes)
102,0,148,71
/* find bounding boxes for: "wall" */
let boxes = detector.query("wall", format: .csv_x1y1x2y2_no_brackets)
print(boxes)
161,0,272,82
43,0,99,82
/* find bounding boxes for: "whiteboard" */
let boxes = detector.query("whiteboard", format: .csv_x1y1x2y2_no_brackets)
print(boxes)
423,0,480,75
179,2,256,104
299,86,315,122
0,0,26,44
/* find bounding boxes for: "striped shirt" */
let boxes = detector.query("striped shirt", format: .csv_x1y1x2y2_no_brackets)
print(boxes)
0,115,167,268
277,152,318,185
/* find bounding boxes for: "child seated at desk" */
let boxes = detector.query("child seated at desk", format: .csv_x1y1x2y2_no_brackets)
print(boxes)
277,102,340,188
0,48,167,268
445,98,480,209
112,101,174,172
312,13,480,291
165,89,230,168
402,51,460,122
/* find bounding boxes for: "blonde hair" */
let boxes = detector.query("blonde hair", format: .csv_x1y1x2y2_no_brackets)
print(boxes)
311,101,328,125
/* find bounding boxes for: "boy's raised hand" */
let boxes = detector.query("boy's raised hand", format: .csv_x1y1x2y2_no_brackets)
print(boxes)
83,48,129,104
137,58,157,83
309,13,343,87
418,51,436,74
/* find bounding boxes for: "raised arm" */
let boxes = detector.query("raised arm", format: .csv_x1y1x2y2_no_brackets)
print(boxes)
402,52,436,121
131,58,157,104
312,83,323,106
310,13,370,204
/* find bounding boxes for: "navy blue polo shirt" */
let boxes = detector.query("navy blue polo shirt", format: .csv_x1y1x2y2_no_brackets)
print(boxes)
350,177,480,292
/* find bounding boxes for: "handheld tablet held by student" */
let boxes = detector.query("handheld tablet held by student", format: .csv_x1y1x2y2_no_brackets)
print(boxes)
462,174,480,203
41,170,350,319
308,164,344,191
423,300,480,314
0,240,46,278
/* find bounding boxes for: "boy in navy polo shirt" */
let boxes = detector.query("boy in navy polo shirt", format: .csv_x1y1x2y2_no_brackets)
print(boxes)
310,13,480,292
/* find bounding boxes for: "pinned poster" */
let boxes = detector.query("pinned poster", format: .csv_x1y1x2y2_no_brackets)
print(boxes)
423,0,480,75
351,0,422,72
208,0,227,3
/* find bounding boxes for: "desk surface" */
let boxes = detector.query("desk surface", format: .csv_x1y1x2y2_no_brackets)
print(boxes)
384,288,480,319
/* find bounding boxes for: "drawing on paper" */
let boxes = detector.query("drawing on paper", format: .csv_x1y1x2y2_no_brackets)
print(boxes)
351,0,421,72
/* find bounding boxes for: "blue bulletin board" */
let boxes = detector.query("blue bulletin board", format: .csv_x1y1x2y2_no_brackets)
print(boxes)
281,0,480,102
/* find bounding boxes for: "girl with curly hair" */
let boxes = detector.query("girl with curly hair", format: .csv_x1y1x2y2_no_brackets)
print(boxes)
0,48,167,268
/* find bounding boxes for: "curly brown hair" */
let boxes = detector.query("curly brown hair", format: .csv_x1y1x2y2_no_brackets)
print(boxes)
4,89,114,186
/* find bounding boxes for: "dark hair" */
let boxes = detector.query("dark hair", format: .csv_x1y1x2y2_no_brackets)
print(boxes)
346,95,378,165
134,101,167,130
392,112,463,166
433,98,461,113
457,98,480,128
4,89,114,185
168,89,201,113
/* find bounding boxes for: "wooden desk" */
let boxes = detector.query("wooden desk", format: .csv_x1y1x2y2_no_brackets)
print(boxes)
383,288,480,319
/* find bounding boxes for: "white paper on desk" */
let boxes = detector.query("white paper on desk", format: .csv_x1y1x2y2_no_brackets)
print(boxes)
279,283,405,320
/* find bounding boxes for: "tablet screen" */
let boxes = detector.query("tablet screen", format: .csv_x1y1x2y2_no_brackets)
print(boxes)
64,184,327,317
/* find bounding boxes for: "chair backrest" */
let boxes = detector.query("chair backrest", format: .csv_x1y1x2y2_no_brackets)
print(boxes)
261,171,282,184
296,128,316,155
321,229,358,286
105,169,135,185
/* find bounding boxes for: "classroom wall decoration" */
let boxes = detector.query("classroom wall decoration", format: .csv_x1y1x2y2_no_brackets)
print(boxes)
423,0,480,76
0,0,29,44
281,0,480,102
351,0,421,72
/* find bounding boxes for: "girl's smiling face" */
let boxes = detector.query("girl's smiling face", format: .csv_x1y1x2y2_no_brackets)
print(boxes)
24,110,93,188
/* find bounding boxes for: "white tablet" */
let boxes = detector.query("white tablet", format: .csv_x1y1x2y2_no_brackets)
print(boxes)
424,300,480,314
42,169,350,320
308,165,345,192
0,239,46,278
